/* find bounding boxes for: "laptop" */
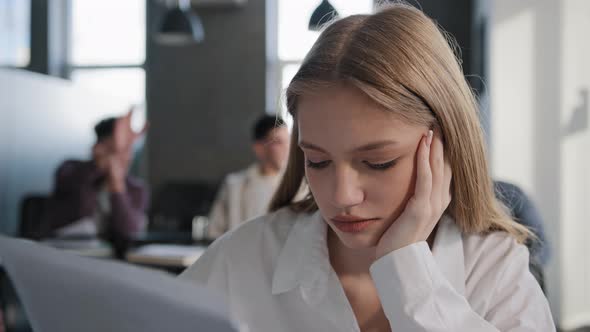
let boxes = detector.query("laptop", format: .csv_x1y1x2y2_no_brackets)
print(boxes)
0,236,238,332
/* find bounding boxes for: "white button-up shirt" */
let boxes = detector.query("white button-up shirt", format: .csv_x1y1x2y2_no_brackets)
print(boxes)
207,164,282,239
180,208,555,331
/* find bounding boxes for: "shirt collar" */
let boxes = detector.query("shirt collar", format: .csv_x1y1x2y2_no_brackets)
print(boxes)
271,210,328,296
271,211,466,298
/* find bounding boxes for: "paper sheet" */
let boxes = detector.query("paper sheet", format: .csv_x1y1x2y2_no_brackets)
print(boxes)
0,236,238,332
126,244,206,267
54,217,98,237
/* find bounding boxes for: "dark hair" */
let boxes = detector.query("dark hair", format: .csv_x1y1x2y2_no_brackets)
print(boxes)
94,117,117,142
252,114,285,141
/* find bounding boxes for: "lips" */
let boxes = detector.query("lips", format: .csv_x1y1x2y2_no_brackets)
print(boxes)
330,215,380,233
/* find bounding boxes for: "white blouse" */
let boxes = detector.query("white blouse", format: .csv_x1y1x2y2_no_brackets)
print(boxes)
179,208,555,331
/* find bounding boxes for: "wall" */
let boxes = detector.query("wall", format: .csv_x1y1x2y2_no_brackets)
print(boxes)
0,69,123,235
146,0,267,191
560,0,590,327
490,0,590,328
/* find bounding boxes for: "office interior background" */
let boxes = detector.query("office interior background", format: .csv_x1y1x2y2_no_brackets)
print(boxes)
0,0,589,331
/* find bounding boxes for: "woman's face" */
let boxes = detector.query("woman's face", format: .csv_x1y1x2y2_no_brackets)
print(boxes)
298,84,429,249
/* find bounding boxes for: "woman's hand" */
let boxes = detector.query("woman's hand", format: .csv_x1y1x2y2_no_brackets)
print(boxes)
375,130,452,259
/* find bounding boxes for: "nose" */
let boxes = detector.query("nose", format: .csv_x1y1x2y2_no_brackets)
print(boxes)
330,164,364,209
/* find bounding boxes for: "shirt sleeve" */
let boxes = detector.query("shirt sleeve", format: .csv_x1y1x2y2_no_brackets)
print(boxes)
108,186,148,236
369,240,555,332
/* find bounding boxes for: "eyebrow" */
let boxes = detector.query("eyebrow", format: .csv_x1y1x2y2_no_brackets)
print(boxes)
298,140,399,153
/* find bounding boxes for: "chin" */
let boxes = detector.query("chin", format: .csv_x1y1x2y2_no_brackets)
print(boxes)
331,228,380,249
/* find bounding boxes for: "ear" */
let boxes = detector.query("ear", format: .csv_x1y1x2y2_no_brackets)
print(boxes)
92,142,106,158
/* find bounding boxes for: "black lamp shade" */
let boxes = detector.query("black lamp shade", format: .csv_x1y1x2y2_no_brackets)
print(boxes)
157,7,205,45
309,0,339,31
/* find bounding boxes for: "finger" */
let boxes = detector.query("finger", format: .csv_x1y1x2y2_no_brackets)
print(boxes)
414,130,433,202
114,116,125,134
442,159,453,209
126,105,135,118
429,132,445,204
117,107,134,128
122,112,132,125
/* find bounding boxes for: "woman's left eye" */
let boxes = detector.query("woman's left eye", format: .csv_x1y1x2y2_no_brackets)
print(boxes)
363,160,397,170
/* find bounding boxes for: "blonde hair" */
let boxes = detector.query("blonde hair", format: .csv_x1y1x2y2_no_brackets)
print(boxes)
270,3,530,242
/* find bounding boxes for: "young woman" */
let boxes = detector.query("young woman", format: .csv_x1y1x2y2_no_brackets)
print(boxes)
180,4,555,331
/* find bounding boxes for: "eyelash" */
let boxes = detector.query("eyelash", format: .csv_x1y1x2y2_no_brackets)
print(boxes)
305,159,398,170
364,160,397,170
306,160,331,169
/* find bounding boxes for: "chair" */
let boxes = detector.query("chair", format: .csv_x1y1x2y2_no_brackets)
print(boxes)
128,181,218,247
18,195,49,240
494,180,548,291
148,181,218,233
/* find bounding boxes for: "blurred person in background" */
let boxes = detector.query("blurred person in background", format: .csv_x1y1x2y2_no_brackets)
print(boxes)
40,109,149,244
206,115,290,239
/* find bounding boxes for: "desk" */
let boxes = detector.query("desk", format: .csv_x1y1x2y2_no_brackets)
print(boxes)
41,238,113,258
125,244,206,271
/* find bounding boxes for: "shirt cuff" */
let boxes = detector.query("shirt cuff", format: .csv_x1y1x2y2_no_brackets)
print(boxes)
370,242,438,313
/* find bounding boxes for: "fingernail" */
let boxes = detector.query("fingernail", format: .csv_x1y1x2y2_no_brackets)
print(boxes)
427,130,433,147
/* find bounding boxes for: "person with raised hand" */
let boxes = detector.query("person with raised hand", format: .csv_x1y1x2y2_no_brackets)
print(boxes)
41,107,149,243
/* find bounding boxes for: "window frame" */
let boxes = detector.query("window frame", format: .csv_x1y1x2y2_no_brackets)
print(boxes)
65,0,147,107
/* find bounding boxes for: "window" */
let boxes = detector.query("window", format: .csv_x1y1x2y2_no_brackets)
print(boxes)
272,0,373,115
69,0,146,115
0,0,31,67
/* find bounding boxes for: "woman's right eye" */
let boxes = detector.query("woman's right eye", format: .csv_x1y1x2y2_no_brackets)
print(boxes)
306,160,331,169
